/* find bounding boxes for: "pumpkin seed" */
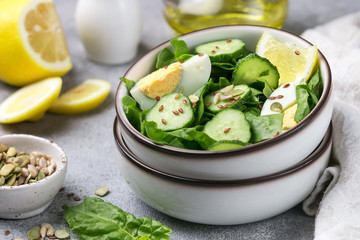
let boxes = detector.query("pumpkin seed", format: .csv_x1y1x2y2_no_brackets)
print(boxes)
5,173,14,180
0,176,5,185
0,144,8,153
13,155,30,167
37,171,46,181
4,174,16,186
27,227,41,240
6,147,17,157
13,166,22,173
224,89,244,97
55,229,70,239
270,102,283,112
0,164,15,176
95,186,109,197
0,144,56,187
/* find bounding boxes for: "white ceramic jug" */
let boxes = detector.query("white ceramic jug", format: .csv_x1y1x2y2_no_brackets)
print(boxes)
75,0,142,64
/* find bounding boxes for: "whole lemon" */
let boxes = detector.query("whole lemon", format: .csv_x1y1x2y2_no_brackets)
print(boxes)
0,0,72,86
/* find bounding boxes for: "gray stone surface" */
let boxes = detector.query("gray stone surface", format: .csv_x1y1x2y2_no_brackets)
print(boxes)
1,0,359,239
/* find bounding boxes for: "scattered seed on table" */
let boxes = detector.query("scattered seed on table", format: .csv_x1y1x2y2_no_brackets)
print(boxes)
73,196,81,201
94,186,109,197
55,229,70,239
27,227,41,240
4,230,10,236
59,187,65,192
67,192,74,197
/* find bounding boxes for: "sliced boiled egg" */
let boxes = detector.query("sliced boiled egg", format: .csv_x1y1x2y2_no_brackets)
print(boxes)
130,54,211,110
177,53,211,96
261,82,297,116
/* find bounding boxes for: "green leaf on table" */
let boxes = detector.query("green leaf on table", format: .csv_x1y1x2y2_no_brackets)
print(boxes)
64,197,172,240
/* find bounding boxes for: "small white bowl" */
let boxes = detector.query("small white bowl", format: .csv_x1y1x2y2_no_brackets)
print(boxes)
114,118,332,225
115,25,333,180
0,134,67,219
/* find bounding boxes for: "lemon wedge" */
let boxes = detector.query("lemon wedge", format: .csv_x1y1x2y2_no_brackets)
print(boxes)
256,32,318,86
0,0,72,86
49,79,111,114
0,77,62,124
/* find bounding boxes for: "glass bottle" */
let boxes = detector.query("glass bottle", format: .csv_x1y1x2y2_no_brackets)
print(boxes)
163,0,287,34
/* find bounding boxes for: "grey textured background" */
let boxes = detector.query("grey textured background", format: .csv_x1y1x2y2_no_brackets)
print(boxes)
1,0,359,239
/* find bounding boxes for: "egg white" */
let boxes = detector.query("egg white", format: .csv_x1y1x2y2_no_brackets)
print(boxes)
261,82,296,116
177,53,211,96
130,54,211,110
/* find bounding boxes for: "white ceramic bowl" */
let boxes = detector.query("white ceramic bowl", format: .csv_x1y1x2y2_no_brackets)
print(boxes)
0,134,67,219
115,25,333,180
114,118,332,225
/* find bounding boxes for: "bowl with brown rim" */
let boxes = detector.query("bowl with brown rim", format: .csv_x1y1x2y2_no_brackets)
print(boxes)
0,134,67,219
115,25,333,180
114,117,332,225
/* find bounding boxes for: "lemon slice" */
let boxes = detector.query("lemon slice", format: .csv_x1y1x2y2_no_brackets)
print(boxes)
256,32,318,86
0,77,62,124
49,79,111,114
0,0,72,86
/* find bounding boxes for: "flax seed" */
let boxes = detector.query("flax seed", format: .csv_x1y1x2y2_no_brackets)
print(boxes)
224,128,231,133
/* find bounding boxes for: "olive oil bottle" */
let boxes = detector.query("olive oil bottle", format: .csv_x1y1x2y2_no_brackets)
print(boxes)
164,0,287,34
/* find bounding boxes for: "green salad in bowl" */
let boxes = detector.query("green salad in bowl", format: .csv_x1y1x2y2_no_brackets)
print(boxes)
120,32,322,151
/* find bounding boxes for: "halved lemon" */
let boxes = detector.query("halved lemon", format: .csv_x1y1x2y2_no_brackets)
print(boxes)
256,32,318,87
0,0,72,86
0,77,62,124
49,79,111,114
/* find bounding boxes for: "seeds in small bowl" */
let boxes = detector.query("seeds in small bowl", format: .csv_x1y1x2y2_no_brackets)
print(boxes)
0,143,56,187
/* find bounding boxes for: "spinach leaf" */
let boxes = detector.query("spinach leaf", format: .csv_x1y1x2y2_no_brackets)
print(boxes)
156,38,191,68
211,62,236,71
207,77,231,92
120,77,136,93
250,80,273,98
294,84,319,123
245,112,283,143
122,95,144,133
143,122,214,150
307,68,323,99
176,53,194,62
170,38,190,60
64,197,172,240
156,48,174,69
184,127,216,150
192,83,211,125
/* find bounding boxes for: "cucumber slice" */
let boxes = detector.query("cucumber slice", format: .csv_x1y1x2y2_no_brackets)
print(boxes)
145,92,194,131
203,84,251,113
203,109,251,142
232,53,279,90
195,39,245,62
208,140,247,151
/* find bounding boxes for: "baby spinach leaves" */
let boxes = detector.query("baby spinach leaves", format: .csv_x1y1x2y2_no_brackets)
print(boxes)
64,197,172,240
